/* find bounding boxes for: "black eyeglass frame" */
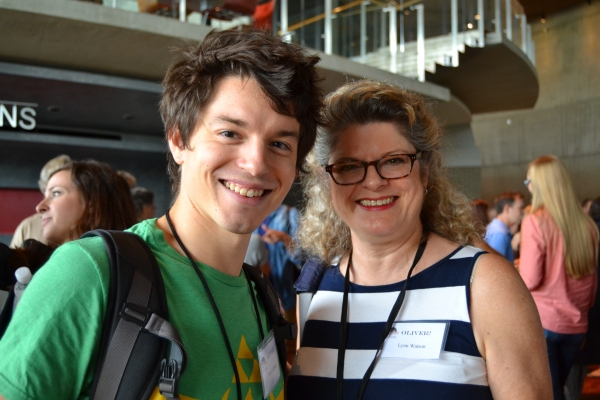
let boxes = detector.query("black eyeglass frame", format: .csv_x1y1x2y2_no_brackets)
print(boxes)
324,152,422,186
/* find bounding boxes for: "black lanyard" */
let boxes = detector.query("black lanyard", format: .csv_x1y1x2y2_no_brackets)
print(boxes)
336,241,427,400
166,210,264,400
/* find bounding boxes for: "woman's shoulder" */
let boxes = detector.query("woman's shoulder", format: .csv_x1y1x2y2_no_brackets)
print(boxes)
527,206,550,223
422,234,463,263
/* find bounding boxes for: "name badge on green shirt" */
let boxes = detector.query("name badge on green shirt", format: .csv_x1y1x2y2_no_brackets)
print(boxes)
257,330,281,398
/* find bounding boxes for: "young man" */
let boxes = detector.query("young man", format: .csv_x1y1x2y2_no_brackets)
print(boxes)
485,191,525,263
0,29,322,400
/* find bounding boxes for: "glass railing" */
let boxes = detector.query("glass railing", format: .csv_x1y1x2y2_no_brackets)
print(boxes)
91,0,535,82
279,0,536,81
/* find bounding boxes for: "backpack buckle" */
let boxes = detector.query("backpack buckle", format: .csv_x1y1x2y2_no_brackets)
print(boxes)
159,359,180,399
119,303,150,327
273,318,297,341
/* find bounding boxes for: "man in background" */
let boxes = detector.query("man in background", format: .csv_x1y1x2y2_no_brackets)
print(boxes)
485,191,525,263
131,187,156,221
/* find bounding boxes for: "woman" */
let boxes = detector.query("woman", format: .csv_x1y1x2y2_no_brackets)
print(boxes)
520,156,599,400
36,159,137,246
288,80,551,399
1,160,137,288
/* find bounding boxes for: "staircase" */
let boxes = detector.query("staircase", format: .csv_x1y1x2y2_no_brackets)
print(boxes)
351,30,481,79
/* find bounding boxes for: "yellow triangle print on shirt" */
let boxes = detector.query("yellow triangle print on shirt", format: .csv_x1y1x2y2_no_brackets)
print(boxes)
150,386,197,400
237,335,254,359
231,335,262,384
270,389,284,400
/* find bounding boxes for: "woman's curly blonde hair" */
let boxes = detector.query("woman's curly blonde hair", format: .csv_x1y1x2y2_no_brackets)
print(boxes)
296,80,483,265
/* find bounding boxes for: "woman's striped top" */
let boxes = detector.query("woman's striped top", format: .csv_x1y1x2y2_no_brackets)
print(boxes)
287,246,493,399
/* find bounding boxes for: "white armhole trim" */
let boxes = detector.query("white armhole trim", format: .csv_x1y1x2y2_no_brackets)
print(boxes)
470,254,484,287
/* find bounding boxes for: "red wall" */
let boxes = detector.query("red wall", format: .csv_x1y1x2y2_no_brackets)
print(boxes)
0,189,42,235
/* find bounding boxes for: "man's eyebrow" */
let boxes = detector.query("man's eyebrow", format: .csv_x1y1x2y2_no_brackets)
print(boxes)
210,115,248,128
275,129,300,140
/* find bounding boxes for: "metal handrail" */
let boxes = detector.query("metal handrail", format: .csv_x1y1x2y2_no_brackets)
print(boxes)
285,0,422,33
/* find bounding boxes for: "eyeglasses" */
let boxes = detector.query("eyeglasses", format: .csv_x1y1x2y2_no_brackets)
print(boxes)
524,179,531,186
324,153,421,185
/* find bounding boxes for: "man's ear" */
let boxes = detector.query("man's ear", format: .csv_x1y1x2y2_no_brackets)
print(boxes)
168,128,185,165
503,203,511,215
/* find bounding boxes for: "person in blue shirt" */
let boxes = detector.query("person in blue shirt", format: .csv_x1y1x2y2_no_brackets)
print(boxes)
485,191,525,262
256,204,302,362
257,205,301,311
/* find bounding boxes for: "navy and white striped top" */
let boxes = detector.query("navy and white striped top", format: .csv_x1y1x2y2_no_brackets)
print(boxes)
288,246,493,399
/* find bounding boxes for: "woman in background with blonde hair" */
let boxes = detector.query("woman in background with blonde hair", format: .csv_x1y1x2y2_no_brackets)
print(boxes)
521,155,599,400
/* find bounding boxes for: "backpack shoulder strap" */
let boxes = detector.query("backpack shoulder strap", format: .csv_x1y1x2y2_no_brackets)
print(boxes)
0,289,15,338
84,230,187,400
242,263,296,371
294,258,326,344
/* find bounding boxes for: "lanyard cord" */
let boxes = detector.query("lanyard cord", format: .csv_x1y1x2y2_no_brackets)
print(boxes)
243,267,265,341
336,241,427,400
166,210,263,400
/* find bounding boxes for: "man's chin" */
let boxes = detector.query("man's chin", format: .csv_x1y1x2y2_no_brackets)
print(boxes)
223,219,263,235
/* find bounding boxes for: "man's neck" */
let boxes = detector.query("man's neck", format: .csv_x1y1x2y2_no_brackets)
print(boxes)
496,214,511,230
155,202,250,277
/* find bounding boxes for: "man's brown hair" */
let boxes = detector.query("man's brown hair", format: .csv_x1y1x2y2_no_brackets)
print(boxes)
494,191,524,215
160,28,323,197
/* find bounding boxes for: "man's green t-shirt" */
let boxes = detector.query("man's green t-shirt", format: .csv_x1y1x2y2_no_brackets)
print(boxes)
0,219,284,400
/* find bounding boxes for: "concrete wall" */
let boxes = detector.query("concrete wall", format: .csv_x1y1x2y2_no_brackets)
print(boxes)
471,2,600,204
442,123,483,200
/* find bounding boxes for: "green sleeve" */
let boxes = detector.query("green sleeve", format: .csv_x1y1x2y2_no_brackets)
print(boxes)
0,237,110,400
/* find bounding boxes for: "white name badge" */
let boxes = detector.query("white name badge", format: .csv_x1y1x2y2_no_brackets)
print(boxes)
257,330,281,399
380,321,450,359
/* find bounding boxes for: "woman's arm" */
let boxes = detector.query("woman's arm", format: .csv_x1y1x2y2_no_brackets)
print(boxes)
470,253,551,399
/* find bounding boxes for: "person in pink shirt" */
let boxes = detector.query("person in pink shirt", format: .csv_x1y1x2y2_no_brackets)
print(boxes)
520,155,599,400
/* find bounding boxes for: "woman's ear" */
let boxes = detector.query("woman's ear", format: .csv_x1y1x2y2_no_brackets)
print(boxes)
168,128,185,166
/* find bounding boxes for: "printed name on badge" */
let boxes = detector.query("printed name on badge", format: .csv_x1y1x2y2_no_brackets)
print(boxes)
381,321,449,359
257,330,281,399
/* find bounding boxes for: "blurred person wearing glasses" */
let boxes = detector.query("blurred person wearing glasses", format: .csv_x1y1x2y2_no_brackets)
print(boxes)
287,80,551,400
520,156,599,400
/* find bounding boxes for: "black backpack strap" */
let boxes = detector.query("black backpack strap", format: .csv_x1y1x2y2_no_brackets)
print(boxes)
243,263,296,371
0,289,15,338
84,230,187,400
294,258,326,344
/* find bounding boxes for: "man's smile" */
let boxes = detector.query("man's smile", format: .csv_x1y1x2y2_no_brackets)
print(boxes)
224,180,266,198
